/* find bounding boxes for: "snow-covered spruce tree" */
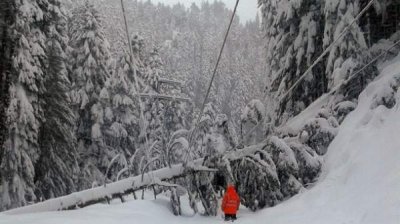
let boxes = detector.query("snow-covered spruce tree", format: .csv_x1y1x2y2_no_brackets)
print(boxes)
177,104,238,216
105,33,152,177
324,0,368,90
68,1,112,189
181,110,238,216
71,0,264,129
322,0,388,108
204,103,335,212
190,103,217,158
35,38,79,200
364,1,400,45
260,0,326,125
184,157,219,216
34,0,79,200
144,48,162,92
227,144,281,211
211,114,238,153
151,56,190,167
266,111,336,200
240,99,267,146
0,0,48,210
296,109,337,155
143,99,190,171
142,47,165,170
131,38,191,173
219,132,324,211
105,52,140,177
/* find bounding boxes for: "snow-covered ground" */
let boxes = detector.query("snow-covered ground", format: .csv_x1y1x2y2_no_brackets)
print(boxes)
2,56,400,223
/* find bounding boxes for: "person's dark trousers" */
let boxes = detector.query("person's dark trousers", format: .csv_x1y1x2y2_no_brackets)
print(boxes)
224,214,237,221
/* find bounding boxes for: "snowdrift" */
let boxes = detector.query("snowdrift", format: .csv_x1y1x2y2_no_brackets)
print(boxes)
2,55,400,223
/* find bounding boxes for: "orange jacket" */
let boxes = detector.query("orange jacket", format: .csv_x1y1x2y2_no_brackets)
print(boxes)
221,185,240,215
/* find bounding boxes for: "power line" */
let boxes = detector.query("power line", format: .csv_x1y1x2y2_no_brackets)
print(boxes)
281,38,400,131
120,0,144,120
196,0,240,123
330,39,400,96
279,0,376,103
187,0,240,154
120,0,149,146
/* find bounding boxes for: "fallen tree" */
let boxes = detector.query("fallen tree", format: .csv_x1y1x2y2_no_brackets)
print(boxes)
3,159,215,215
3,134,326,216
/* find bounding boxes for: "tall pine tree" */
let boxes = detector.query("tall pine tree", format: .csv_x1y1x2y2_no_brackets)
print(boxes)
68,1,112,189
34,0,79,200
260,0,326,124
324,0,368,89
1,0,47,210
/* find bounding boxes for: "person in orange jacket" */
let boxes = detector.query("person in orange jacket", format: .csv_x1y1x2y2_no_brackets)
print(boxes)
221,184,240,221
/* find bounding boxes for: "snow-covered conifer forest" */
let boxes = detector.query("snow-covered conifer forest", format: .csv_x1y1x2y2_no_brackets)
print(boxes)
0,0,400,223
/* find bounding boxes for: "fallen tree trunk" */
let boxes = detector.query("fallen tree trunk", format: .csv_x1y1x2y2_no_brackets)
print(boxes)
158,78,183,87
3,159,209,215
2,146,259,216
137,93,191,102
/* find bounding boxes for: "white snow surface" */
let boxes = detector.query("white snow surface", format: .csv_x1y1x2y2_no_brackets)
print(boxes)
2,57,400,223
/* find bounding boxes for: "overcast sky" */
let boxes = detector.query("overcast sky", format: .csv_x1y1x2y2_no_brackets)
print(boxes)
141,0,259,23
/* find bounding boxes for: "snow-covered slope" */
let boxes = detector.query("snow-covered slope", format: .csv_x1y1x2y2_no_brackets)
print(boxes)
2,56,400,223
250,54,400,224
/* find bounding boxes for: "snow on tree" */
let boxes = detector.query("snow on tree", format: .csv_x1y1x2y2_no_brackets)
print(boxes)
33,0,80,201
3,0,390,215
190,103,217,158
300,110,338,156
108,34,155,175
220,130,323,211
69,0,266,133
226,143,281,211
145,48,162,91
321,0,399,108
101,30,190,179
0,0,49,210
324,0,368,89
260,0,326,124
241,99,266,146
68,1,112,189
1,85,40,210
259,0,400,127
198,113,236,158
106,51,142,176
0,0,87,209
35,39,78,201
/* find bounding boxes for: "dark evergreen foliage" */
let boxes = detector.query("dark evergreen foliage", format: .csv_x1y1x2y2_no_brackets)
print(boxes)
35,39,79,200
0,0,15,175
